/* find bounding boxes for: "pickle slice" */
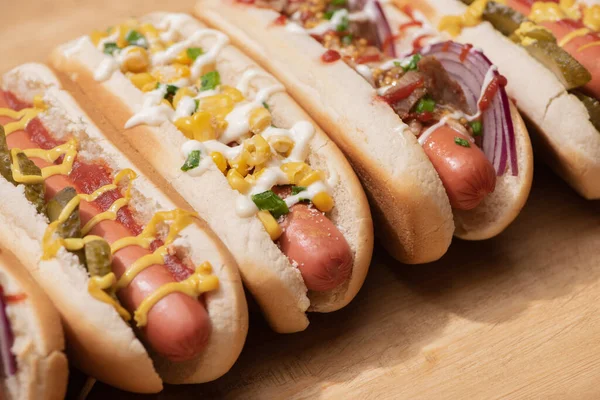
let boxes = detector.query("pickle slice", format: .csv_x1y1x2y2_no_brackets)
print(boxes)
47,187,82,239
522,40,592,90
16,153,45,215
0,126,15,185
573,91,600,132
84,240,112,277
482,1,529,36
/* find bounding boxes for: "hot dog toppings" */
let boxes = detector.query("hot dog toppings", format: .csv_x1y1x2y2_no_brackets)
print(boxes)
441,0,600,130
85,16,336,242
261,0,520,209
0,285,17,379
0,96,218,329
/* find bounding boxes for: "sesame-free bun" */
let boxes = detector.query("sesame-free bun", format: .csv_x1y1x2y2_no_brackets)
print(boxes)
0,63,248,392
50,12,374,333
0,247,68,400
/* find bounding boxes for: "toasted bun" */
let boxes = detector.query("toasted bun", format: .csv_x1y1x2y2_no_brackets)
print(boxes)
0,63,248,391
50,12,373,332
393,0,600,199
192,3,454,263
0,247,68,400
380,2,533,240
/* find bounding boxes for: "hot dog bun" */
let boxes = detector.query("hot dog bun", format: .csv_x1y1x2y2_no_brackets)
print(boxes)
192,1,532,252
50,12,373,333
0,63,248,392
389,0,599,200
0,247,68,400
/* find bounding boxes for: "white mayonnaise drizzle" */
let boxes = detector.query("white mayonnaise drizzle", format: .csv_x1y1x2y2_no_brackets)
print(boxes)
174,96,197,119
417,112,464,145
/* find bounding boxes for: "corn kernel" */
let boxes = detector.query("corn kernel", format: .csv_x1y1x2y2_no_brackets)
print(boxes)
172,87,196,108
172,63,191,80
257,210,283,240
161,99,173,109
128,72,156,91
220,85,245,103
139,23,159,39
32,95,47,110
210,152,227,174
268,135,294,155
249,107,272,134
121,47,149,73
175,50,193,65
244,135,271,166
312,192,334,212
299,170,324,187
174,116,195,139
228,150,250,177
196,95,234,122
227,169,251,194
142,81,158,92
90,30,108,46
150,42,166,54
281,162,311,184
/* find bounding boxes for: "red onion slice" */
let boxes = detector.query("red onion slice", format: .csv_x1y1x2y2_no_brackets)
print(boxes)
0,287,16,378
420,41,517,176
349,0,396,57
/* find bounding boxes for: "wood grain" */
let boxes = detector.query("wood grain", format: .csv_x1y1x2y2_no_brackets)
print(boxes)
3,2,600,399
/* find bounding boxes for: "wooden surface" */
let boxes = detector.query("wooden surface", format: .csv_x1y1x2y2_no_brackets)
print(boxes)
3,2,600,399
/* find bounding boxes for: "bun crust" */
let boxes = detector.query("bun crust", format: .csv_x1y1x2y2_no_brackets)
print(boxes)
394,0,600,199
0,64,248,391
50,12,373,331
0,248,68,400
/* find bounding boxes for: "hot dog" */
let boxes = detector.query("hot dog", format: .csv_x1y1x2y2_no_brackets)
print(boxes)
51,12,373,334
0,63,248,393
0,246,68,400
191,1,533,258
387,0,600,199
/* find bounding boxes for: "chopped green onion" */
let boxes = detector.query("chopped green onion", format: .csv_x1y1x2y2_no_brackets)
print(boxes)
336,15,349,32
125,30,147,48
470,120,483,136
251,191,289,219
165,84,179,100
415,97,436,113
342,34,353,46
324,10,335,20
103,42,119,55
291,186,307,195
401,53,422,72
454,137,471,148
181,150,201,171
331,0,346,5
262,101,270,111
186,47,204,61
200,71,221,91
194,99,200,112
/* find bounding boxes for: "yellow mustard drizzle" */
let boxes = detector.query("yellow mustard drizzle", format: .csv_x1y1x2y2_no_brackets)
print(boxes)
558,27,591,46
0,95,46,136
88,273,132,320
115,209,197,291
42,168,137,259
134,261,218,327
80,169,137,235
577,40,600,52
10,139,78,184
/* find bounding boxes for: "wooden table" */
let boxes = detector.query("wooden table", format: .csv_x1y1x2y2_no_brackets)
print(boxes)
3,2,600,399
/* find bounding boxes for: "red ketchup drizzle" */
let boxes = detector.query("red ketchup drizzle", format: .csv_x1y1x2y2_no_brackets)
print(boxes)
272,14,287,26
321,49,341,63
382,34,399,55
236,0,256,3
406,111,434,122
3,293,27,304
2,91,192,282
356,53,382,64
442,41,451,52
460,43,473,62
478,75,507,112
399,21,423,32
380,78,425,104
412,34,432,50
